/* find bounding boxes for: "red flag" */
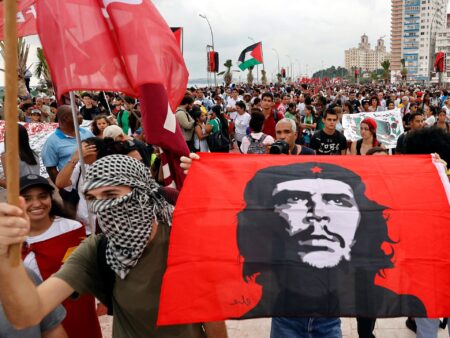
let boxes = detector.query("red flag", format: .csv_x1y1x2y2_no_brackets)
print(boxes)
0,0,37,39
36,0,189,186
158,154,450,324
170,27,183,53
435,51,445,73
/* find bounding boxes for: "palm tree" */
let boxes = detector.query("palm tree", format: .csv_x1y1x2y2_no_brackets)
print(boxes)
276,73,282,85
0,37,29,97
400,58,408,82
261,69,268,86
218,59,239,87
34,47,54,95
247,66,254,86
380,60,391,84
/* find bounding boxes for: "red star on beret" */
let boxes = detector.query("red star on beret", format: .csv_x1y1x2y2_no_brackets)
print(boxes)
311,166,323,174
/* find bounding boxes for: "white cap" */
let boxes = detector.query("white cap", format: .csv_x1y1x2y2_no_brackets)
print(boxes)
103,125,124,140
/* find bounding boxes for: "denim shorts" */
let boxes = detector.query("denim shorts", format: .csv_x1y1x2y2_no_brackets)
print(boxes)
270,317,342,338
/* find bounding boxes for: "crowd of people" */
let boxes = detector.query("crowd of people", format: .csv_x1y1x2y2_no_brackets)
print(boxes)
0,81,448,338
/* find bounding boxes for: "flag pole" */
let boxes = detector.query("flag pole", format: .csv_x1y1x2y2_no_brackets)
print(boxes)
69,92,94,234
102,91,113,115
4,0,21,266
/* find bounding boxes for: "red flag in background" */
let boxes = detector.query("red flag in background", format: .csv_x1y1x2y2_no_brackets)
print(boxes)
435,51,445,73
171,27,183,53
158,154,450,325
0,0,37,39
36,0,189,187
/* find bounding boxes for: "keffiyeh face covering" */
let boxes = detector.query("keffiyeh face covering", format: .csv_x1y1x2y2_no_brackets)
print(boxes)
83,155,173,279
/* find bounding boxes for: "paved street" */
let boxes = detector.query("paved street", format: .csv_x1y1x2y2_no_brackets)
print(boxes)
99,316,450,337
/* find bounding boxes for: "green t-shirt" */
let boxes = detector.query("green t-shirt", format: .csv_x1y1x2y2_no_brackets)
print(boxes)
207,117,220,133
54,224,205,338
285,112,296,121
117,110,130,135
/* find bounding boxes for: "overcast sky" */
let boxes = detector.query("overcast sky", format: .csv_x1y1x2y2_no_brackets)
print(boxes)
3,0,450,86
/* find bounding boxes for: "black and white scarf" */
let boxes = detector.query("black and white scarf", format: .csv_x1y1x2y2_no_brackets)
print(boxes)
82,155,173,279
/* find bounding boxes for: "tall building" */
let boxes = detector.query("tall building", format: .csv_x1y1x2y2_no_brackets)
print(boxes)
345,34,391,72
392,0,448,82
391,0,404,72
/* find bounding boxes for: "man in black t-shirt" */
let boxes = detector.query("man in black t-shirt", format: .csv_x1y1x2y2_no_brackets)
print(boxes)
80,92,100,120
402,103,418,131
347,91,360,113
396,112,424,154
310,108,347,155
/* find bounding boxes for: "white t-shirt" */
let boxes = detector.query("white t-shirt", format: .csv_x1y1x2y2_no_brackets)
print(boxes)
443,105,450,121
297,102,305,116
64,163,95,234
226,97,237,110
424,115,436,127
240,132,275,154
233,112,251,142
23,217,83,279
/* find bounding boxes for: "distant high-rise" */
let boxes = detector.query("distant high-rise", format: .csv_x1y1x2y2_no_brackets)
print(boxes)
391,0,448,81
391,0,403,72
345,34,390,72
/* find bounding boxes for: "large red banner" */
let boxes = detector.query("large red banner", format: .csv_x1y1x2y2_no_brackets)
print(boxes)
158,154,450,325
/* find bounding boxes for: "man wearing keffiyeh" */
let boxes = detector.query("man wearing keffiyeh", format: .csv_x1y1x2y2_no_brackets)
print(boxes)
0,155,227,338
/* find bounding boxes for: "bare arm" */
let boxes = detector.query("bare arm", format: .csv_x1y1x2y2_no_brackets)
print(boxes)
42,324,68,338
350,141,357,155
205,123,213,133
55,144,96,189
0,199,74,329
194,125,208,140
204,321,228,338
46,167,59,184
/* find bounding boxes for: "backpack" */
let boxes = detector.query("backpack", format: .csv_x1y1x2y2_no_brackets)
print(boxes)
246,134,267,154
207,118,230,152
273,109,281,122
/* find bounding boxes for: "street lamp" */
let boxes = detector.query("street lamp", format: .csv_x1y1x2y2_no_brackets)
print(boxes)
296,59,301,78
199,14,217,87
272,48,280,76
248,36,259,84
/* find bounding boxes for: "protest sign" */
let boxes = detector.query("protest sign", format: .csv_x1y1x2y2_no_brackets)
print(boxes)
342,110,404,149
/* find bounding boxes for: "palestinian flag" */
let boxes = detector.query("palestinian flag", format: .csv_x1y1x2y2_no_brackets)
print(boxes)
238,42,263,71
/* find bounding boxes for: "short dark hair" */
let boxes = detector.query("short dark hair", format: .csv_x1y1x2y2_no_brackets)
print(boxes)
81,92,92,99
21,103,34,111
323,108,338,119
236,101,246,110
261,92,274,102
410,112,423,122
123,96,135,105
180,95,194,106
249,110,265,133
404,127,450,164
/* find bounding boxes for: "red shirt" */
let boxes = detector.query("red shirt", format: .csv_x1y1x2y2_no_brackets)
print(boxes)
262,111,284,138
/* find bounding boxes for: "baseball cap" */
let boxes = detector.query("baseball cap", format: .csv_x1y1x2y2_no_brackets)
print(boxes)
20,175,54,193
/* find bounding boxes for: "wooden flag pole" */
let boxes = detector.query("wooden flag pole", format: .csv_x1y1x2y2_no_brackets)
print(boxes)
4,0,20,266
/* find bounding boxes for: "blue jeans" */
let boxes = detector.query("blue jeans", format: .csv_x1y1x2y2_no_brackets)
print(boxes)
416,318,450,338
270,317,342,338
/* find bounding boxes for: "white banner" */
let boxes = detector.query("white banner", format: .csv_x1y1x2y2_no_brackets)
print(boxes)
342,110,404,149
0,121,92,178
